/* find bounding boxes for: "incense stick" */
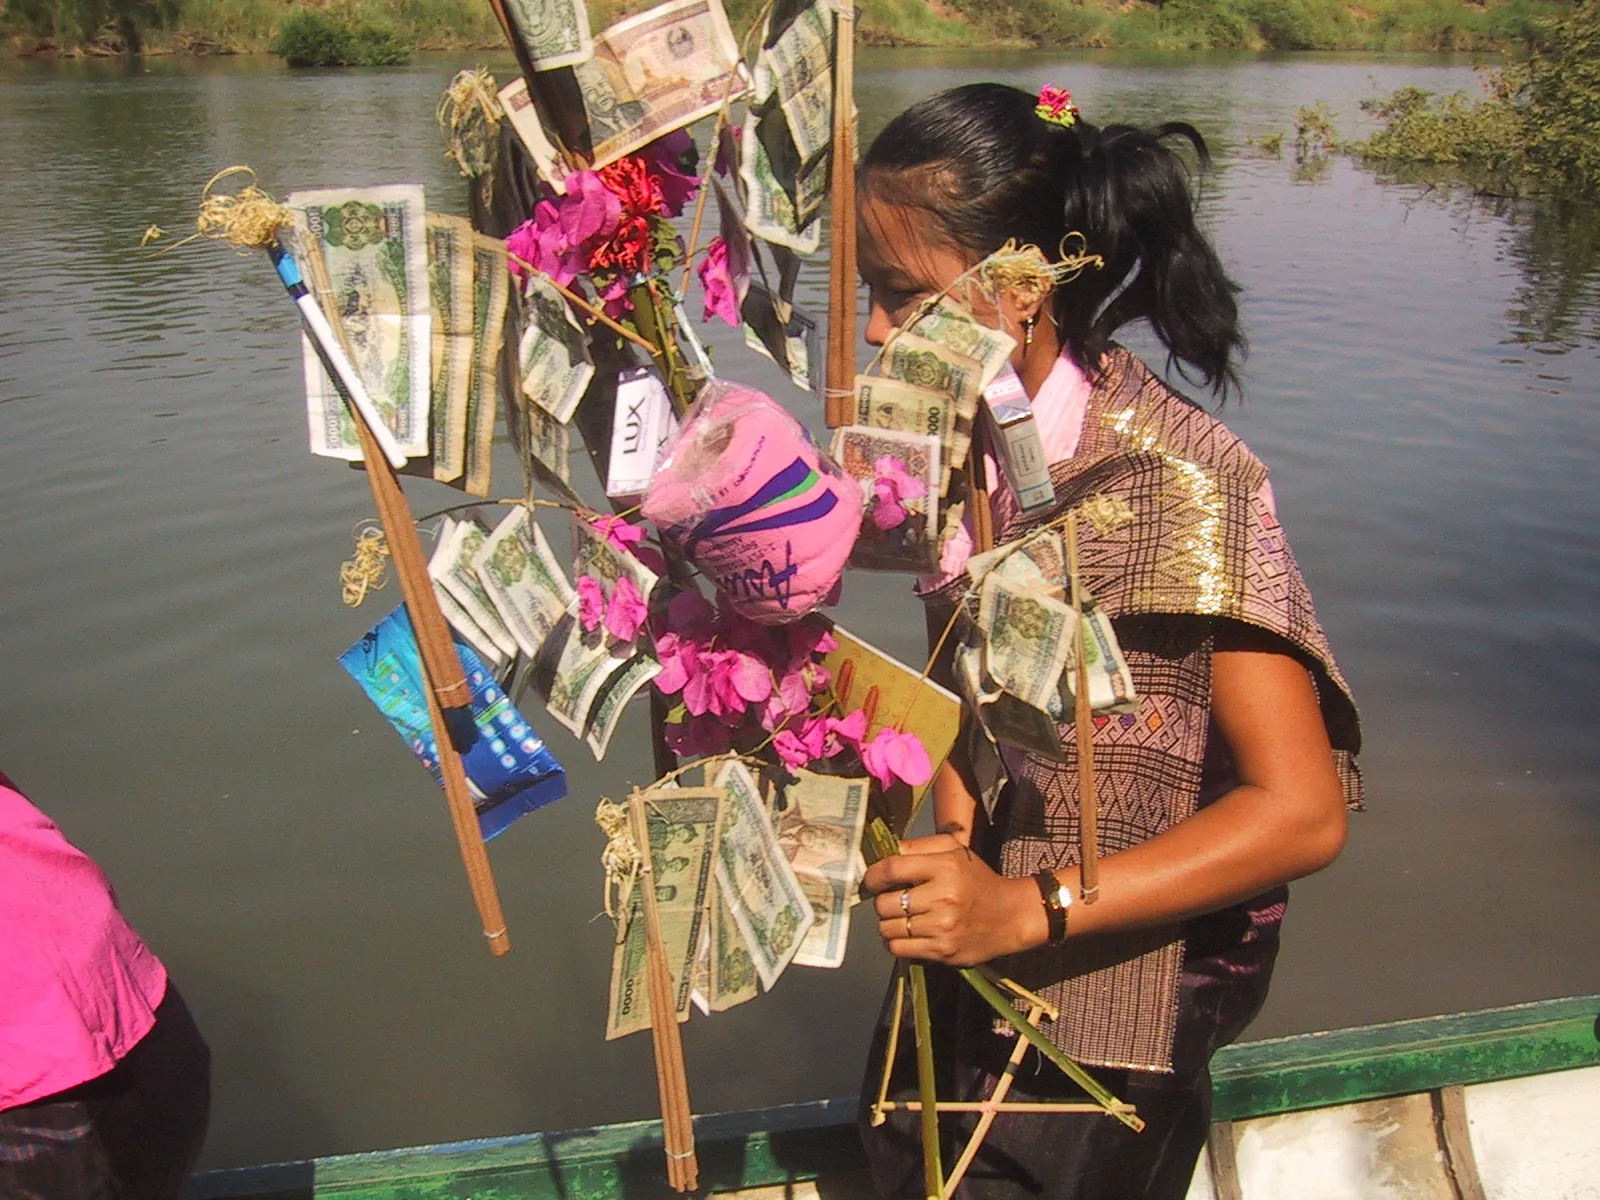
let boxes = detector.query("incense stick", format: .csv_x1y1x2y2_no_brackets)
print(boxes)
1066,514,1100,902
629,792,699,1191
824,2,858,427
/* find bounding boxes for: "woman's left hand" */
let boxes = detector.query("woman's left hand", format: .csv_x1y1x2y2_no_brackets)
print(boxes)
862,834,1045,967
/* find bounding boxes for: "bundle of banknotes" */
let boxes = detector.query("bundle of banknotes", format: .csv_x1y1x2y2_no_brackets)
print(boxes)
955,529,1139,758
498,0,750,186
424,509,662,760
607,763,869,1039
286,186,510,498
739,0,837,253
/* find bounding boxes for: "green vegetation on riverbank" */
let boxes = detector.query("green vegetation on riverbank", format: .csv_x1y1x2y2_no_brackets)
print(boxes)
1288,0,1599,195
1,0,1572,58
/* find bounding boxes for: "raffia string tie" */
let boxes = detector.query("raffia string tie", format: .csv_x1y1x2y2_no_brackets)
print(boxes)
340,524,391,607
595,798,643,926
437,67,504,179
189,166,293,251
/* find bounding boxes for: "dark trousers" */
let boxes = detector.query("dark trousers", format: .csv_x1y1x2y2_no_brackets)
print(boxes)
0,982,211,1200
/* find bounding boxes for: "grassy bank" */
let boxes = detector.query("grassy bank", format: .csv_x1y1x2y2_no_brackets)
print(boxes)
3,0,1573,57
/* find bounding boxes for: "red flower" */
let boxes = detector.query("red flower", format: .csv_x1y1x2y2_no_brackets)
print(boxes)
597,157,665,219
589,213,653,277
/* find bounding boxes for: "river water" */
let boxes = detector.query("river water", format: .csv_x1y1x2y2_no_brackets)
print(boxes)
0,49,1596,1171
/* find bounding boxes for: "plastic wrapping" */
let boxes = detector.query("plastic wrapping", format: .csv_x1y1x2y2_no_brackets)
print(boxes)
643,381,860,623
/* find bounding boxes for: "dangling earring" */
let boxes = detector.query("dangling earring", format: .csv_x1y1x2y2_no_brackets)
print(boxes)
1023,316,1036,348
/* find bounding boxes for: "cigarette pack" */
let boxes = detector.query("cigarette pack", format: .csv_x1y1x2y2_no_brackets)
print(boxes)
982,365,1056,513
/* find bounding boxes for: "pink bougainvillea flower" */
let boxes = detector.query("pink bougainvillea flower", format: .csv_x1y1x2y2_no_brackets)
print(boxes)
640,130,700,217
859,727,933,790
825,709,869,756
697,237,741,327
605,575,648,643
559,169,624,245
590,513,646,553
721,649,773,705
773,716,829,770
682,663,717,717
652,631,699,695
506,199,585,286
576,575,606,633
870,454,928,531
787,622,838,665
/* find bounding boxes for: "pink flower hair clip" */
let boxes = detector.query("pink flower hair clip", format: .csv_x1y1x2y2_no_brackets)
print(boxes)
1035,84,1080,129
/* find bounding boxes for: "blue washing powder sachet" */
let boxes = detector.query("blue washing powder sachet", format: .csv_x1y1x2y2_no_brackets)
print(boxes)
340,604,566,839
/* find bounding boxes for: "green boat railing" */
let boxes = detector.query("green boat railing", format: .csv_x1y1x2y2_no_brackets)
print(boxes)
186,992,1599,1200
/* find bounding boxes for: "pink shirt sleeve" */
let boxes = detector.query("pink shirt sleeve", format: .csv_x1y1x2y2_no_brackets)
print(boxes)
0,776,168,1110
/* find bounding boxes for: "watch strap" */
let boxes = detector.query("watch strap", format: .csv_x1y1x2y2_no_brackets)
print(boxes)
1033,868,1069,946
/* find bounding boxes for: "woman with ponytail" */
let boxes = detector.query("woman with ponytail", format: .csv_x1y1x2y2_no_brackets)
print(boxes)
856,84,1362,1199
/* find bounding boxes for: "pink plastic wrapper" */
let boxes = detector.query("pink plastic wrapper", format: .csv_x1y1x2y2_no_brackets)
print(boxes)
643,381,861,624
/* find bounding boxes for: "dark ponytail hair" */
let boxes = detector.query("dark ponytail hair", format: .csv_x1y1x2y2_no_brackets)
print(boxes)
861,83,1245,397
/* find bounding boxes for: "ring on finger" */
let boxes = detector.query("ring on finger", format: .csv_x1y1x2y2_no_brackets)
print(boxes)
899,888,912,915
904,914,914,939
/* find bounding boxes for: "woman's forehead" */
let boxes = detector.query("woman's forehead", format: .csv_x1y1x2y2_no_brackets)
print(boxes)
858,194,965,278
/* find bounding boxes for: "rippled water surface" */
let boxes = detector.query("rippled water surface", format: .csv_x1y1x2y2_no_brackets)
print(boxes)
1,49,1596,1170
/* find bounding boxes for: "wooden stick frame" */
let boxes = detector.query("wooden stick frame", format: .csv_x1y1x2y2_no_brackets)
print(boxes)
304,247,511,957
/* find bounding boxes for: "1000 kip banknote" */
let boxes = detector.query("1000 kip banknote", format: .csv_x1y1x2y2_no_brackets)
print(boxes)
425,213,474,483
502,0,594,70
470,507,574,659
584,653,661,761
780,771,867,970
520,273,594,424
906,299,1016,390
606,787,723,1040
289,185,431,461
832,425,941,572
578,0,749,169
853,374,961,493
978,572,1073,714
766,0,833,163
883,329,984,418
462,234,508,498
429,517,518,660
713,761,813,991
544,594,630,738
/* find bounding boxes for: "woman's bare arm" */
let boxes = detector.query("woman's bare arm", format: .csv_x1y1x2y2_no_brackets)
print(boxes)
863,648,1348,966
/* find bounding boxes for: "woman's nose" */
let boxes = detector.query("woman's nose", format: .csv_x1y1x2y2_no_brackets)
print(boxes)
863,301,892,347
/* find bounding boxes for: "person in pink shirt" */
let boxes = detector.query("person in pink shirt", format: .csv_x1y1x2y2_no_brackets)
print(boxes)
0,771,210,1199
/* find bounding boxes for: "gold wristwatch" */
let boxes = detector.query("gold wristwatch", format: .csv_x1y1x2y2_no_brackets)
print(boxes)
1033,868,1072,946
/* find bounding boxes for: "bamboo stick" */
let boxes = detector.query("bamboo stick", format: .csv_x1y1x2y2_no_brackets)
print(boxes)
940,1004,1041,1198
870,969,908,1126
629,792,699,1191
824,1,858,427
1066,515,1100,903
300,239,512,955
878,1101,1138,1116
908,963,943,1200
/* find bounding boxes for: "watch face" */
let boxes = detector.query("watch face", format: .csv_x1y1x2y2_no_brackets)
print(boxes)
1055,883,1073,909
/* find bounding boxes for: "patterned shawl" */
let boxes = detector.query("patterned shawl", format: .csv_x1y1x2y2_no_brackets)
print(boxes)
925,348,1362,1074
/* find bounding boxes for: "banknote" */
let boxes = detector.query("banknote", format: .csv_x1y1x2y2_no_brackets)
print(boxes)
853,374,958,491
584,653,662,760
740,108,823,253
742,281,820,399
520,273,594,424
289,185,431,461
967,531,1068,598
978,572,1073,713
606,787,723,1039
831,425,941,572
966,535,1138,714
1051,596,1138,716
957,638,1064,760
470,507,574,658
766,0,833,163
425,213,474,483
882,329,984,418
905,299,1017,390
575,0,750,170
462,234,509,498
712,761,813,991
544,594,631,738
708,883,759,1010
570,510,660,608
428,517,519,660
497,77,574,192
502,0,594,70
779,771,867,969
432,578,507,670
524,403,580,504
